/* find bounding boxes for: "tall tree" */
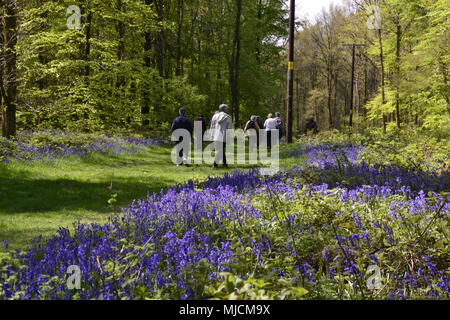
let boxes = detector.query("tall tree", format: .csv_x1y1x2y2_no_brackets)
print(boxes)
154,0,164,79
81,0,92,79
230,0,242,126
0,11,4,135
394,19,401,128
142,0,155,125
0,0,18,137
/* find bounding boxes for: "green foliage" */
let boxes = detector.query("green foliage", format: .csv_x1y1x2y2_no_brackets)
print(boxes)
291,127,449,176
9,0,287,132
205,273,308,300
292,0,449,134
359,134,449,172
364,0,450,130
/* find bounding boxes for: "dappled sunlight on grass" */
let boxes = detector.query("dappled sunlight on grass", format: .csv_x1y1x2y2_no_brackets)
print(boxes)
0,146,245,250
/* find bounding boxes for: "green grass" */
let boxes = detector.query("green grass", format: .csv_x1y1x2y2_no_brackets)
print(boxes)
0,145,297,250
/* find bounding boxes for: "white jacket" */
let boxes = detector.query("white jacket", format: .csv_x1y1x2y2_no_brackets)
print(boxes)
264,118,278,131
209,112,233,142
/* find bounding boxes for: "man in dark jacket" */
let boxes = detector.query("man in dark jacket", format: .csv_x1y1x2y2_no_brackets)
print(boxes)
171,107,193,166
304,116,319,135
255,116,264,132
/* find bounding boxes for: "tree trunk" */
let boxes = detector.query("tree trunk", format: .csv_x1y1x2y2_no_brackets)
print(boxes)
0,12,4,135
117,0,126,87
84,4,92,79
296,77,300,132
349,45,355,127
333,70,339,129
142,0,155,126
116,1,125,60
175,0,184,76
327,64,333,129
230,0,242,126
155,0,165,79
256,0,263,65
154,0,165,115
38,9,48,92
378,29,387,133
363,62,368,118
1,0,18,138
395,22,401,128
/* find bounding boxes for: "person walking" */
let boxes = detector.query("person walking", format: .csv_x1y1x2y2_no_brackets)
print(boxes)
255,116,264,132
210,104,233,168
244,115,260,150
305,116,319,135
264,113,278,151
171,107,193,167
274,112,283,141
244,115,260,133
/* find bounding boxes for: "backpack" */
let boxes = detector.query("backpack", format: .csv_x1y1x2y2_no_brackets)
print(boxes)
276,119,283,138
276,119,283,130
244,121,257,137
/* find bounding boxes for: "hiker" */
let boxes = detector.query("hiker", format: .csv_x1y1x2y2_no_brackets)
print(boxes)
264,113,278,151
274,112,283,141
244,115,260,150
171,107,193,166
244,115,260,133
209,111,219,128
210,104,233,168
255,116,264,132
305,116,319,135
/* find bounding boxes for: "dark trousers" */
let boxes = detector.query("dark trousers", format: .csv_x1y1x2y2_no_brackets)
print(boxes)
175,137,189,164
214,141,227,165
266,131,272,150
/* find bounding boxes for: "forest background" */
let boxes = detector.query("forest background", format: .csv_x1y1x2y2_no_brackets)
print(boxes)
0,0,448,139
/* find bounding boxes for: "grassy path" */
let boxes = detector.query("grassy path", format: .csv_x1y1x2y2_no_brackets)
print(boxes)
0,147,234,250
0,145,298,250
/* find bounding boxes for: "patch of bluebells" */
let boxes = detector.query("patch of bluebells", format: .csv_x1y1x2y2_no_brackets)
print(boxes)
178,168,286,193
288,142,449,195
0,185,262,299
0,141,449,300
311,162,448,195
0,131,164,163
288,143,363,166
123,137,164,147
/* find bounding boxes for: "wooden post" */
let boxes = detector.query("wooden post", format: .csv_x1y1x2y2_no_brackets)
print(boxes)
286,0,295,143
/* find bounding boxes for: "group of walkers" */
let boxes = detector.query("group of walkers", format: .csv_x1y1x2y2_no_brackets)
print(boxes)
171,104,318,168
171,104,230,168
243,113,283,150
171,104,285,168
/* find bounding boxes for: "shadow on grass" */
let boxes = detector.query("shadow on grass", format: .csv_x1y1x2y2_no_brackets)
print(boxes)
0,175,179,215
0,163,33,180
0,146,276,216
0,167,261,216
